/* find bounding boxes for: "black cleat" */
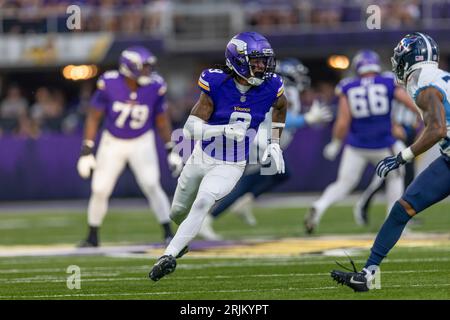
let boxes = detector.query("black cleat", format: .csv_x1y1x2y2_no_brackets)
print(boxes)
331,269,370,292
149,255,177,282
330,253,372,292
77,239,98,248
304,207,317,235
176,246,189,259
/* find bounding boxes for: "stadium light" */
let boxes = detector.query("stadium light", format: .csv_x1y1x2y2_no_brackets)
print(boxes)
327,55,350,70
62,65,98,81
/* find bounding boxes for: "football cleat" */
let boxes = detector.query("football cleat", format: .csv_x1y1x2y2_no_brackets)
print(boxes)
304,207,317,235
330,254,372,292
331,269,370,292
149,255,177,282
77,239,98,248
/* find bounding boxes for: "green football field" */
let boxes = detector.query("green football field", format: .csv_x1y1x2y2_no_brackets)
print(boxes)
0,200,449,300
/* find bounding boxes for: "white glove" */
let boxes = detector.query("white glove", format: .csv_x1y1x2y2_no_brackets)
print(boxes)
304,100,333,125
224,121,249,142
323,139,342,161
167,152,183,177
77,154,96,179
261,143,285,174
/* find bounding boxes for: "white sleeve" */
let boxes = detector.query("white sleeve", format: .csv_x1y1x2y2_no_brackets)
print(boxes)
183,115,226,140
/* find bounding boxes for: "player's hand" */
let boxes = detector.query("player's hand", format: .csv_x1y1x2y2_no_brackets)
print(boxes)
376,153,406,178
304,100,333,125
224,121,249,142
77,140,96,179
165,142,183,177
323,139,342,161
167,152,183,177
261,143,285,174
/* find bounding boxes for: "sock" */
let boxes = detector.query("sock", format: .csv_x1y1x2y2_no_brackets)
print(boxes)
87,226,99,245
162,222,173,239
365,201,412,268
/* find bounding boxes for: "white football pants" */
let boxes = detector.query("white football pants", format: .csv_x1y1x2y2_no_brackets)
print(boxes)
165,142,245,257
87,130,171,227
312,141,405,225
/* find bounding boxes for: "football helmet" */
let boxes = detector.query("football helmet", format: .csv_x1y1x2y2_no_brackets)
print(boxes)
276,58,310,92
119,46,157,86
391,32,439,84
352,49,381,75
225,31,276,86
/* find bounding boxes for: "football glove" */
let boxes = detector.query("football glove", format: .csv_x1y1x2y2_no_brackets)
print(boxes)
323,139,342,161
376,152,407,178
261,143,285,174
304,100,333,125
77,140,96,179
165,142,183,178
223,121,248,142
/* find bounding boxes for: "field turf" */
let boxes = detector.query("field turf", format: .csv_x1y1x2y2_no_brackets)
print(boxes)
0,201,449,300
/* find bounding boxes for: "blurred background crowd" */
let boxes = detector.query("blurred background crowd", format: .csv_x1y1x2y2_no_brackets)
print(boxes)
0,0,432,34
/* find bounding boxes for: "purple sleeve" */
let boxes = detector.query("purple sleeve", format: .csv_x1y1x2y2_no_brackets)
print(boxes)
90,88,109,111
154,94,168,115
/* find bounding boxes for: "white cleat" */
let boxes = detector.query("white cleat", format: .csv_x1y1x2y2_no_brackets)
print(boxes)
230,193,257,226
198,215,223,241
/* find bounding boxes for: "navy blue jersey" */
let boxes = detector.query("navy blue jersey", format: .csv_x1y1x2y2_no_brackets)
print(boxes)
336,73,396,149
198,68,284,162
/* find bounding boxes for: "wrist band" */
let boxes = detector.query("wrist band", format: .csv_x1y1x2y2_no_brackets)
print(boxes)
83,140,95,148
401,147,415,162
272,122,285,129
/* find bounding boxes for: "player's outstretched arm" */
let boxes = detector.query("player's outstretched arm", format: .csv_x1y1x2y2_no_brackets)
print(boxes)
183,92,248,141
323,95,350,160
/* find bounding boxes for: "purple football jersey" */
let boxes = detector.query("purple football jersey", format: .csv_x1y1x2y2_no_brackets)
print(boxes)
336,73,396,149
90,70,167,139
197,68,284,162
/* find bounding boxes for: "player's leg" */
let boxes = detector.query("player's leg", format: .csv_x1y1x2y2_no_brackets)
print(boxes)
305,146,366,233
353,173,384,226
128,131,173,243
332,156,450,291
164,163,245,258
80,132,128,247
366,156,450,268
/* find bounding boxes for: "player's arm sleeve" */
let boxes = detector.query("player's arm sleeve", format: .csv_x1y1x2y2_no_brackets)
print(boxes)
198,70,213,96
154,82,169,115
285,111,306,130
90,78,109,111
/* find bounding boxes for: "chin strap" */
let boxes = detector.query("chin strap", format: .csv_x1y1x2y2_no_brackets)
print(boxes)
334,251,358,273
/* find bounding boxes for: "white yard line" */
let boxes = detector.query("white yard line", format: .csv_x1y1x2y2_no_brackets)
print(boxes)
2,283,450,299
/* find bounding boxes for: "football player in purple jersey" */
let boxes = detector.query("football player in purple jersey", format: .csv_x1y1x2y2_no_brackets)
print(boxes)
304,49,417,234
149,32,287,281
76,46,183,247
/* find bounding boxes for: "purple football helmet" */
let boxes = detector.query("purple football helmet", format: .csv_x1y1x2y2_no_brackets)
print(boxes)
225,32,276,86
352,49,381,75
119,46,157,85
